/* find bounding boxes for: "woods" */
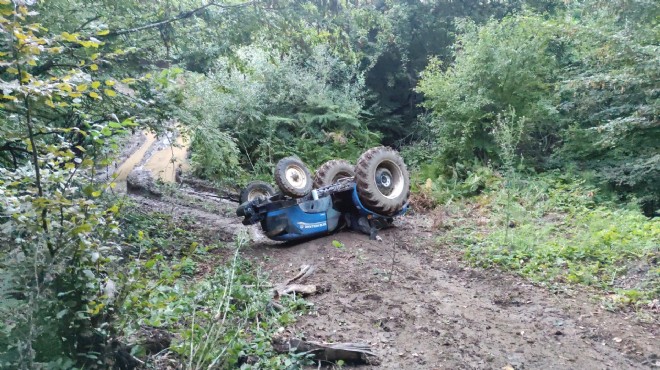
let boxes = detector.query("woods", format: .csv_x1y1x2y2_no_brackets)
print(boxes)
0,0,658,368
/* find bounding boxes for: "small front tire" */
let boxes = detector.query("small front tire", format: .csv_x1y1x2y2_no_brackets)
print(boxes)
274,157,313,198
240,181,276,204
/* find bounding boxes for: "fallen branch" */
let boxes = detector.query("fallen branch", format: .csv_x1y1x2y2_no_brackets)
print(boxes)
285,264,315,285
176,172,239,201
272,337,379,365
281,284,317,296
274,265,325,297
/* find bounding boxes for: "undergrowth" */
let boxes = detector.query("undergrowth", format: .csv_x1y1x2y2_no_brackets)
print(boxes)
114,208,312,369
426,170,659,309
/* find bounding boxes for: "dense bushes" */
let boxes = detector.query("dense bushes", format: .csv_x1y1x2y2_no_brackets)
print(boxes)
182,45,380,183
416,3,659,213
417,14,564,166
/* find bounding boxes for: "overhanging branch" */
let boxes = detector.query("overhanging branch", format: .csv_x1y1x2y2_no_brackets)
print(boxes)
107,0,259,37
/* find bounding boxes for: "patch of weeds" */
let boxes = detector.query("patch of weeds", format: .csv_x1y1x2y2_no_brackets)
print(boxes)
114,210,312,368
439,174,660,307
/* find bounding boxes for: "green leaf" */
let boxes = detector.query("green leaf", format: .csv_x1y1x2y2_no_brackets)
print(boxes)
71,223,92,234
332,240,344,248
56,309,69,319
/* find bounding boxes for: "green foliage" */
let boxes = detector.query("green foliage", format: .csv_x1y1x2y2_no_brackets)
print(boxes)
417,163,501,206
554,0,660,214
363,0,528,144
417,2,659,213
182,44,380,180
115,213,312,369
439,173,660,306
417,13,563,166
0,3,139,367
189,128,243,185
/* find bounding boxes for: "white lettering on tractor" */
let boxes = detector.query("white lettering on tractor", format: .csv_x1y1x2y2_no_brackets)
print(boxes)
296,221,327,230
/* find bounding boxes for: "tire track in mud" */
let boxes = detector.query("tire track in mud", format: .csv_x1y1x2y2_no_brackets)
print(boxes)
110,129,190,189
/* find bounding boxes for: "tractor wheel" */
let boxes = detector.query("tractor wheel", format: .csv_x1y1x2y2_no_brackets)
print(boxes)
355,146,410,216
313,159,355,188
240,181,276,203
274,156,313,198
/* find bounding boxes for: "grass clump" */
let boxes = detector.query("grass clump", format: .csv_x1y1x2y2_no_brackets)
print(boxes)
435,172,659,307
113,209,313,369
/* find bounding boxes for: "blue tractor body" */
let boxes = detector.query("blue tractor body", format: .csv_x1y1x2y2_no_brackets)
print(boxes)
237,182,407,242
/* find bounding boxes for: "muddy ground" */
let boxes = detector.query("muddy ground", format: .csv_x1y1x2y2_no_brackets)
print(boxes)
115,131,659,369
246,218,658,369
127,190,659,369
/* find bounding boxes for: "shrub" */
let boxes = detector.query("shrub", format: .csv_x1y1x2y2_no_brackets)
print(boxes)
181,44,380,180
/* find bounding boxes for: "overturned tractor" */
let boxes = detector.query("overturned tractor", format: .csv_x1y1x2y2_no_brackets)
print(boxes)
236,147,410,241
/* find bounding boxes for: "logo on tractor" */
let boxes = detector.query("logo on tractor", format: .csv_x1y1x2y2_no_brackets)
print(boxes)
297,221,327,230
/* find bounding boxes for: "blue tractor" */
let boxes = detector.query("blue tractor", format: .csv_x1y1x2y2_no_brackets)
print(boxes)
236,147,410,241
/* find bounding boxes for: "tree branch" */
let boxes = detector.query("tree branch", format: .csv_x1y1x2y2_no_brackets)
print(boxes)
0,142,30,154
74,15,102,32
106,1,259,37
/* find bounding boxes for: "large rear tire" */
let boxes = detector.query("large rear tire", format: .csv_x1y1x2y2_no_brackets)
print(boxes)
355,146,410,216
274,156,313,198
240,181,276,204
313,159,355,188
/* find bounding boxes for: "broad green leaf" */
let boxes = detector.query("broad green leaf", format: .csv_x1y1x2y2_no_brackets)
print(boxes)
60,32,78,42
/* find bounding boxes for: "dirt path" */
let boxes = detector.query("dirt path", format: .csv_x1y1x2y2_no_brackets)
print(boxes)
238,214,658,369
109,129,190,190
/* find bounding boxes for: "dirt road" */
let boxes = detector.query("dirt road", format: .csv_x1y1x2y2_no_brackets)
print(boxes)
242,215,658,369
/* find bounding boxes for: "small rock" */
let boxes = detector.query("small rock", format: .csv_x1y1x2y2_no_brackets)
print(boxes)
126,168,162,197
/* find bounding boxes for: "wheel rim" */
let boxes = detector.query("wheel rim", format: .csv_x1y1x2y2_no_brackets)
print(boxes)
374,160,404,199
247,189,270,201
285,164,308,190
